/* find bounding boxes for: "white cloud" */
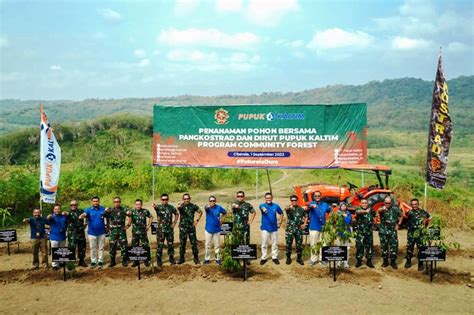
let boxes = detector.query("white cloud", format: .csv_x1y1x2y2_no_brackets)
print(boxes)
50,65,63,71
307,28,373,50
167,49,218,63
216,0,243,12
290,40,303,48
165,49,260,72
391,36,433,50
247,0,298,27
0,36,8,48
98,8,122,23
137,59,150,67
158,28,259,50
446,42,470,53
175,0,200,15
133,49,146,58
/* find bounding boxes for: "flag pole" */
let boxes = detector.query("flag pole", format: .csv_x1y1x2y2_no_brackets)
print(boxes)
424,182,428,210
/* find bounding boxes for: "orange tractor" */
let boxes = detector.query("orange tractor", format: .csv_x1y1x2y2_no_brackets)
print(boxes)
294,164,411,223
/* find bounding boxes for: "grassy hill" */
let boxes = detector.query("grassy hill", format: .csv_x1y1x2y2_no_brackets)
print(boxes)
1,76,472,134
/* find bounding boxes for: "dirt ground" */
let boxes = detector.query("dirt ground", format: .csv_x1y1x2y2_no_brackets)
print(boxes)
1,199,473,314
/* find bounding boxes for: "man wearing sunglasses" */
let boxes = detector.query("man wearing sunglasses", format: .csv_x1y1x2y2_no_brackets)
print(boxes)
377,196,402,269
177,193,202,265
284,195,308,265
231,191,256,247
105,197,129,267
203,196,227,265
401,198,431,271
153,193,179,266
64,200,87,267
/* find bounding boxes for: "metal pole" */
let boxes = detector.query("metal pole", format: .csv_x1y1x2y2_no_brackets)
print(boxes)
424,182,428,210
7,242,10,255
63,265,67,281
333,261,336,281
256,169,259,201
361,172,365,187
152,166,156,202
430,261,434,282
266,169,272,195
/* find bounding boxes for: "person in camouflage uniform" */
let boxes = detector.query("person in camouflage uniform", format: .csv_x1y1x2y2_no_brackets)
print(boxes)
231,191,256,245
401,198,431,271
177,193,202,265
126,199,152,267
377,196,402,269
153,193,179,266
105,197,129,267
284,195,308,265
64,200,87,267
354,198,376,268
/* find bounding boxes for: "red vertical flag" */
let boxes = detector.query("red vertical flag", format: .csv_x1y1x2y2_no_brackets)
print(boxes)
426,51,452,189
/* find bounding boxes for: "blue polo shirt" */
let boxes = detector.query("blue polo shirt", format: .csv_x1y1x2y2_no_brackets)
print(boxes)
308,201,332,231
205,204,227,233
48,214,67,241
28,217,48,239
84,206,106,236
259,202,283,232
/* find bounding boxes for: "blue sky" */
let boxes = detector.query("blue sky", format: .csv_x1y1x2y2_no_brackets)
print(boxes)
0,0,473,100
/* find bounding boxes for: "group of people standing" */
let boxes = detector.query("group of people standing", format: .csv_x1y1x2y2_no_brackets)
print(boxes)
23,191,431,271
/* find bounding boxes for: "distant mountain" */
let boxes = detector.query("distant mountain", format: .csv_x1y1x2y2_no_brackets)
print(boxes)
1,76,472,134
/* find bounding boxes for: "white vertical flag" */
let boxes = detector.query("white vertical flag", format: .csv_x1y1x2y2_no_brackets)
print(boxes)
40,104,61,203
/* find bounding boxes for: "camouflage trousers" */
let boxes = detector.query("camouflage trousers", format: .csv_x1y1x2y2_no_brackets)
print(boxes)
132,233,150,250
109,228,128,262
179,226,199,258
406,233,423,260
285,230,303,256
379,230,398,260
355,228,374,260
234,225,251,245
157,230,175,259
67,230,86,260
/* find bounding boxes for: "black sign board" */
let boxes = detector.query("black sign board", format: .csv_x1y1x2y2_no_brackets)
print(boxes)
151,222,158,235
220,222,233,235
52,247,76,262
322,246,348,262
0,229,17,242
127,246,150,262
231,244,257,260
419,246,446,262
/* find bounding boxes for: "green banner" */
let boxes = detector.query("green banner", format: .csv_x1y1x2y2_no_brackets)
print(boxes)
153,104,367,168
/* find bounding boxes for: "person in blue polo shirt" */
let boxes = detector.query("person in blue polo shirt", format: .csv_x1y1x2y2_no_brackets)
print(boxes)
259,192,283,265
308,191,332,266
203,196,226,265
80,196,106,269
23,208,49,269
47,203,67,270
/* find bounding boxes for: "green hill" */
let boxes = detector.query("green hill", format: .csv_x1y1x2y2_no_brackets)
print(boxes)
1,76,472,134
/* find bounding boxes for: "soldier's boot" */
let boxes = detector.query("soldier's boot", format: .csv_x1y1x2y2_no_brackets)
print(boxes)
382,259,389,268
156,256,163,267
121,259,128,267
193,255,200,265
355,259,362,268
366,259,375,268
177,256,185,265
132,261,139,267
108,257,116,268
169,256,176,265
404,259,412,269
78,259,88,267
296,254,304,266
390,259,398,269
286,255,292,265
417,261,424,271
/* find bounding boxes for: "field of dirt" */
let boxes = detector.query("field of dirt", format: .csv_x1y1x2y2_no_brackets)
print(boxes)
0,197,473,314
